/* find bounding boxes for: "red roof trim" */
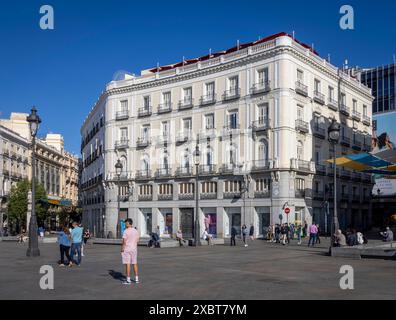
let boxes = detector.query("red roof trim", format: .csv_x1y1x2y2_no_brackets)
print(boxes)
147,32,319,73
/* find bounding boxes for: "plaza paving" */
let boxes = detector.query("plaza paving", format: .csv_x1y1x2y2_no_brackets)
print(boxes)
0,238,395,300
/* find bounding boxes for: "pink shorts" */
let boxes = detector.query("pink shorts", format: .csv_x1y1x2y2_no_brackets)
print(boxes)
121,250,137,265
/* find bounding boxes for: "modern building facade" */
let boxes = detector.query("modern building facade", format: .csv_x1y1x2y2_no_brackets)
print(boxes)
0,113,79,230
81,32,374,239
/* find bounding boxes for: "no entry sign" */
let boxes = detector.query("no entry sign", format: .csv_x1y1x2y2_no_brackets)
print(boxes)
284,207,290,215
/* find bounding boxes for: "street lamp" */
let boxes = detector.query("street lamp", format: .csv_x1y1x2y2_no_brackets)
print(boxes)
328,118,340,248
194,136,201,246
26,107,41,257
115,159,123,238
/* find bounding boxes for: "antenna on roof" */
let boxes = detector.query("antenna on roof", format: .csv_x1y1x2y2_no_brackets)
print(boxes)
237,40,240,50
292,30,295,40
182,56,186,65
209,48,212,57
258,36,261,41
327,54,331,63
393,54,396,64
311,43,314,52
156,62,160,73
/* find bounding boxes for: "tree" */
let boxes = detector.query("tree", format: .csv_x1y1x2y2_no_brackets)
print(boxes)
7,179,48,232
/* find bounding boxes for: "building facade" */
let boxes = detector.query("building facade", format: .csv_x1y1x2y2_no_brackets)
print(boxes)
81,33,374,239
0,113,79,230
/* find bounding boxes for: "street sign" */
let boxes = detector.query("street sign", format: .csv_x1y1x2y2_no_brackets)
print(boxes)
284,207,290,215
278,214,283,221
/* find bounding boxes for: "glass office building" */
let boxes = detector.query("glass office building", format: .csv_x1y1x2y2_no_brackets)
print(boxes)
359,64,396,114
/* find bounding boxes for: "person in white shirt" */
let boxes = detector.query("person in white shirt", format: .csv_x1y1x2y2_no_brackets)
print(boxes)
202,229,213,245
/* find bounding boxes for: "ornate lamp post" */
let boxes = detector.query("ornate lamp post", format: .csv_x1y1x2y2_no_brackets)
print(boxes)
328,118,340,247
194,136,201,246
26,107,41,257
115,159,123,238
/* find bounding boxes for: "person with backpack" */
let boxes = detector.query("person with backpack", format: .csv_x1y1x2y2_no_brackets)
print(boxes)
230,226,237,246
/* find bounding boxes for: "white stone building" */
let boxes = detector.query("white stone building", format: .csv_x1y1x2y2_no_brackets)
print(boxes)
80,32,374,239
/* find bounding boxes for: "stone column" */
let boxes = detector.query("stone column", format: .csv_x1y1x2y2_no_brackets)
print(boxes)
216,206,224,238
172,207,179,238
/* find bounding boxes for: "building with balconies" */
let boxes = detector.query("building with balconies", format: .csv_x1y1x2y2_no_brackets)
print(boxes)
80,32,374,239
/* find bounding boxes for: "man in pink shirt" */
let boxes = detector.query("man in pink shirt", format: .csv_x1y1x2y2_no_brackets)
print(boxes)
121,218,140,284
308,223,318,247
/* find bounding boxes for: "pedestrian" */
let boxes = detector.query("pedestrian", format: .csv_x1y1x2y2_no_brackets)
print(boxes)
69,221,83,267
38,226,45,239
333,229,346,247
249,224,255,241
315,224,321,244
289,224,295,240
82,228,91,257
156,225,160,237
176,229,187,246
230,226,237,246
242,224,248,247
307,222,318,247
346,229,358,246
280,224,288,245
380,227,394,242
266,224,273,242
58,227,71,267
275,224,281,243
297,224,302,245
121,218,140,285
285,223,290,244
202,229,213,245
303,221,308,238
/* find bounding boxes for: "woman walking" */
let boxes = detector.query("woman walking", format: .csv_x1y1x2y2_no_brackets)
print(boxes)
58,227,71,267
242,224,248,247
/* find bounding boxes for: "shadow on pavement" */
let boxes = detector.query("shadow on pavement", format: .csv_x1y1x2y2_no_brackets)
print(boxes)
108,270,125,281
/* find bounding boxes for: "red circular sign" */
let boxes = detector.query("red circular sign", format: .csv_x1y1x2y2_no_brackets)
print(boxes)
284,208,290,214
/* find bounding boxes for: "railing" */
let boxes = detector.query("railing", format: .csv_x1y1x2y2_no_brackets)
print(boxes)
200,193,217,200
362,115,371,125
157,135,171,145
327,98,338,110
312,125,325,138
340,169,351,179
295,119,309,133
199,94,216,106
295,81,308,96
297,160,311,171
158,102,173,114
178,98,194,110
138,194,153,201
115,139,129,149
352,110,361,121
135,170,151,179
250,81,271,95
219,164,239,174
313,91,325,105
251,118,270,131
315,164,326,174
115,110,129,120
313,191,324,199
352,139,362,150
176,132,192,144
295,189,305,198
340,136,351,146
155,167,172,178
136,138,150,148
224,192,241,199
199,164,217,175
179,193,194,200
251,160,271,170
222,124,240,136
137,107,152,117
199,128,217,140
340,104,350,115
222,88,241,101
158,194,173,201
176,166,194,176
254,190,270,198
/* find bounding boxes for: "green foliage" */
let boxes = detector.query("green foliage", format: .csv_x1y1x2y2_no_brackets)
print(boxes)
7,179,48,228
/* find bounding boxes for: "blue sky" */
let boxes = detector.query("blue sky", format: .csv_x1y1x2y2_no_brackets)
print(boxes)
0,0,395,154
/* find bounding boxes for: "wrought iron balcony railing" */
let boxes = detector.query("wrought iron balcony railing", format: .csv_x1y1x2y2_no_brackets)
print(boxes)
295,81,308,96
222,88,241,101
199,94,216,106
313,91,325,105
115,110,129,120
158,102,172,114
137,107,152,117
250,81,271,95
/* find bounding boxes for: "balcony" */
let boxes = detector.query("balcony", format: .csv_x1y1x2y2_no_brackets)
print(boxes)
340,104,350,116
313,191,324,200
136,137,150,148
118,195,129,202
155,167,173,179
199,128,217,140
137,107,152,118
115,110,129,120
176,132,192,144
175,166,194,176
352,110,361,121
178,98,194,111
251,160,271,171
362,115,371,126
179,193,194,200
135,170,151,180
352,139,362,151
315,164,326,175
199,94,216,106
297,160,312,172
340,169,351,180
199,164,217,175
219,164,239,175
200,193,217,200
251,118,270,132
221,124,240,136
224,192,242,199
254,190,270,198
295,81,308,97
295,119,309,133
158,194,173,201
114,139,129,149
295,189,305,198
327,98,338,111
158,102,172,114
250,81,271,95
138,194,153,201
313,91,325,105
312,125,325,139
340,136,351,147
222,88,240,101
157,135,171,145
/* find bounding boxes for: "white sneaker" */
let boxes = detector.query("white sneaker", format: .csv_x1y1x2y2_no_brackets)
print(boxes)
134,278,140,284
122,280,132,285
244,244,248,247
